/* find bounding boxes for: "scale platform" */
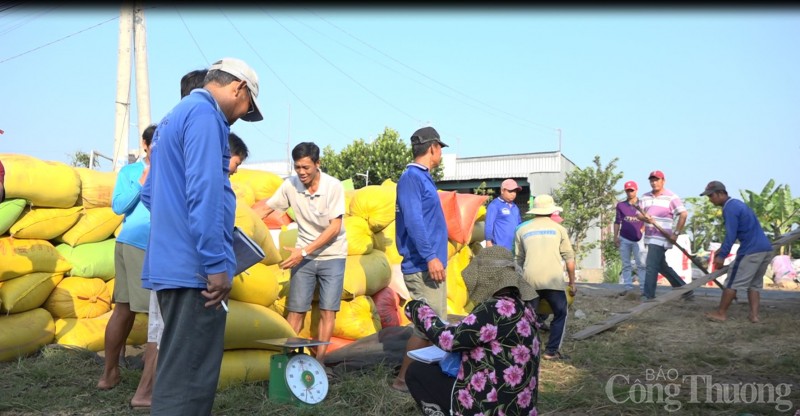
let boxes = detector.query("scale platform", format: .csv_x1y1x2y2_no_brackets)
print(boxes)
257,337,332,406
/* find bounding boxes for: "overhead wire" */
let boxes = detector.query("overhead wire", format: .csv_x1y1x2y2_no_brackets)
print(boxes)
175,8,209,66
172,9,284,146
0,5,58,36
0,1,25,14
264,9,425,127
290,12,556,136
218,8,352,141
308,10,559,134
0,13,119,64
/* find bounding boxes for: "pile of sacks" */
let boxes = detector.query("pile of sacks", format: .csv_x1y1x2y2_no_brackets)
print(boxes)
0,155,487,389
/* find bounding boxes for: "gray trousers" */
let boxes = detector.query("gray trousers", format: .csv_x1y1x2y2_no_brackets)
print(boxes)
151,288,227,415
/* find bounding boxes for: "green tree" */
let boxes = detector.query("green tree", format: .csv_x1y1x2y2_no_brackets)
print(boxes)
473,181,496,205
321,127,443,188
739,180,800,255
67,150,99,168
683,196,725,254
553,155,623,263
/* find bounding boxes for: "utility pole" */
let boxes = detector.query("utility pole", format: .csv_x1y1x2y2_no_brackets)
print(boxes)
112,2,150,172
133,2,151,156
112,4,133,172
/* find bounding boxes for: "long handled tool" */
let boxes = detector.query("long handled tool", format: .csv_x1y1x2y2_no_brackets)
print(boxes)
630,202,726,290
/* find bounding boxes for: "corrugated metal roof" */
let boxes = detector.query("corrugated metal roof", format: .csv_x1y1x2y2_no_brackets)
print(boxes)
442,151,565,181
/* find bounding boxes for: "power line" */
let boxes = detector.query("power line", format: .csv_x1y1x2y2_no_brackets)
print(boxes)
289,12,555,134
264,10,425,126
308,10,558,133
218,8,352,141
0,5,58,36
174,8,209,66
0,14,119,64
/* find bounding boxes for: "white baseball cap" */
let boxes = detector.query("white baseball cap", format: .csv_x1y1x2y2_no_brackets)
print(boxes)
209,58,263,122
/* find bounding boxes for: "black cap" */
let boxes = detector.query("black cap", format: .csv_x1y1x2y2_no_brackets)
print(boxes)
700,180,726,196
410,126,448,147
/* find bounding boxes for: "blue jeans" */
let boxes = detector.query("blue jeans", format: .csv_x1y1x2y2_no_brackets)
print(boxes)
619,237,644,291
643,244,686,299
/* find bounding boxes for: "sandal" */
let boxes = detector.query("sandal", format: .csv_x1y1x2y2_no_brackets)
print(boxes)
542,351,570,361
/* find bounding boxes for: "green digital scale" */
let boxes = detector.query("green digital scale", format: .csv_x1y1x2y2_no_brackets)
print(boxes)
258,337,331,407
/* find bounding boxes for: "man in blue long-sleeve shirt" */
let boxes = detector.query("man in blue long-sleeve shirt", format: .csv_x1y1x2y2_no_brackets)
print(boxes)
392,126,449,393
484,178,523,250
701,181,773,324
141,57,263,415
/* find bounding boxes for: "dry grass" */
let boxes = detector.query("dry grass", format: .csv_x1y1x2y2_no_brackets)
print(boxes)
2,285,799,415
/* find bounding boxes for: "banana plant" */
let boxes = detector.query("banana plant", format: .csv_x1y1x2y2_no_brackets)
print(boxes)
740,180,800,255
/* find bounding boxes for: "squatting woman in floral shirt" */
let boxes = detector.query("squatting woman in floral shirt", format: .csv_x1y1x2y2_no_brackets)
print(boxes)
404,246,541,416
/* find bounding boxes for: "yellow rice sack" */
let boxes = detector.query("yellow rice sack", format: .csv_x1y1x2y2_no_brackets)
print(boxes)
232,182,256,208
218,349,278,389
349,185,396,233
0,199,27,235
229,168,284,201
0,272,64,313
58,207,123,247
475,204,487,222
44,276,111,319
446,246,473,312
54,311,147,352
343,250,391,299
223,299,296,350
372,220,403,265
229,263,281,308
344,215,373,255
74,167,116,208
234,203,281,266
297,297,381,341
246,207,281,266
0,237,72,282
278,227,298,261
0,308,55,362
331,295,381,340
55,239,116,280
0,154,81,208
10,206,83,240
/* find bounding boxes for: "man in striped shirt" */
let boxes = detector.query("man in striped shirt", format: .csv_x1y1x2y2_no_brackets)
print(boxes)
637,170,692,301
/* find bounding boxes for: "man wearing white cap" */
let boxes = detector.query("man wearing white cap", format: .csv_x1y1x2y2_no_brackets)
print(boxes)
515,194,576,360
141,57,263,414
484,178,523,250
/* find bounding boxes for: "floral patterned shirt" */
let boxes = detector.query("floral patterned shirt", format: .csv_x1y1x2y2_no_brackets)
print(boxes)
406,296,541,416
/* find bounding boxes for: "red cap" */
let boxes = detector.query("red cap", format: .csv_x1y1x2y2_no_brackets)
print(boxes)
550,212,563,223
501,179,522,191
648,170,665,180
623,181,638,191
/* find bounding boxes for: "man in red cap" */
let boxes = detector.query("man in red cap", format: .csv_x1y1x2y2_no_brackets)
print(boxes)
613,180,645,296
637,170,692,301
484,178,523,250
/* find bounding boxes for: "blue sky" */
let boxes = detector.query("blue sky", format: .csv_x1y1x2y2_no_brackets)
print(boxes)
1,6,798,202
